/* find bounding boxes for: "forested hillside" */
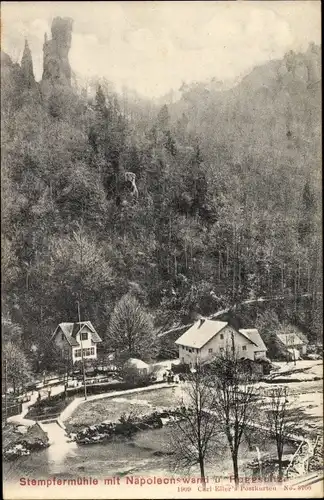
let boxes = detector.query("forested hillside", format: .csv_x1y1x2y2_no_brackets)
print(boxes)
1,20,322,369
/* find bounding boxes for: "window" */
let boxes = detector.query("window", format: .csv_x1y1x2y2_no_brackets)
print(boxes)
220,334,224,340
242,346,247,351
61,333,65,341
74,349,81,358
208,348,213,354
90,347,95,355
81,331,88,341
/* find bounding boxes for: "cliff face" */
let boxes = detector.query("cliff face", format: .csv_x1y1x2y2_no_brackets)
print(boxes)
21,40,35,88
42,17,73,85
1,51,22,106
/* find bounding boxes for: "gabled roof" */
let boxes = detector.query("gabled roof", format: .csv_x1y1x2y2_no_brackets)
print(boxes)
175,319,228,349
277,333,305,347
53,321,102,347
239,329,267,351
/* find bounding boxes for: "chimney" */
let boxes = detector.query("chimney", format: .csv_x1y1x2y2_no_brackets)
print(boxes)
198,317,205,328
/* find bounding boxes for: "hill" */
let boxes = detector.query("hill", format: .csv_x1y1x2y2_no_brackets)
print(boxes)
1,18,322,370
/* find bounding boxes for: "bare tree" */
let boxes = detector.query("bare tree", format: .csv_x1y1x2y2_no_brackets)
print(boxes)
168,366,221,487
266,386,296,479
210,344,258,488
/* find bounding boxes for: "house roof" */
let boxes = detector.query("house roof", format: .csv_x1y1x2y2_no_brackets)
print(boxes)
239,329,267,352
175,319,228,349
277,333,305,347
53,321,102,347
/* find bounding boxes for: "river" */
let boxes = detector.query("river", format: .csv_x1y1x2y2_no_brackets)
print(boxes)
3,425,297,485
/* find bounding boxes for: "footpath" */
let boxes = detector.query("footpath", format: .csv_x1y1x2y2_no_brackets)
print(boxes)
60,382,176,420
6,381,177,446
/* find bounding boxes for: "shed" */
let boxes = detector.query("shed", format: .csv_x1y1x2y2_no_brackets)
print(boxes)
125,358,149,375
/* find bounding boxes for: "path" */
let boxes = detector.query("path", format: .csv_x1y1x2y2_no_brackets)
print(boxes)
7,383,66,427
158,292,322,338
60,382,177,421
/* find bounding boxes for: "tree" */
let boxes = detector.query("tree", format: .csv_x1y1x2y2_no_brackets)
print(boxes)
298,179,317,243
157,104,170,130
106,293,157,360
3,342,31,395
1,316,22,345
210,344,258,488
255,310,287,360
266,386,296,479
168,366,220,486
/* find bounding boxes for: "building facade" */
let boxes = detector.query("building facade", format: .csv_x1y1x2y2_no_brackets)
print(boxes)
175,319,267,366
52,321,102,364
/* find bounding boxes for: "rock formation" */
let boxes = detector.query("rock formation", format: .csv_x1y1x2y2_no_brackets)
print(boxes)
42,17,73,85
21,40,35,88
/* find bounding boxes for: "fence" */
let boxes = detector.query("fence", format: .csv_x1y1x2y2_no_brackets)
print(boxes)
2,402,22,421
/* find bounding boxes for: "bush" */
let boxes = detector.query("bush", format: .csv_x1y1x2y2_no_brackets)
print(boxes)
25,392,73,419
171,362,191,374
66,378,155,398
73,407,185,444
121,366,152,385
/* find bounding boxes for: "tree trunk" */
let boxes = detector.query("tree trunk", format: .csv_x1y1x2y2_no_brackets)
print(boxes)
199,455,206,488
232,450,239,488
278,453,283,480
277,443,284,480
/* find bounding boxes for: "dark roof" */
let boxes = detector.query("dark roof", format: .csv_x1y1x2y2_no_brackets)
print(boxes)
53,321,102,346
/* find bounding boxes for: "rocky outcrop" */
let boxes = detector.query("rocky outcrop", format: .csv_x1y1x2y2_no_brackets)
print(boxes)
1,51,24,110
21,39,35,88
3,423,49,461
42,17,73,85
70,408,187,445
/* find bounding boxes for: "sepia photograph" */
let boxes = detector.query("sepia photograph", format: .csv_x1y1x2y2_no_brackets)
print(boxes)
1,1,322,498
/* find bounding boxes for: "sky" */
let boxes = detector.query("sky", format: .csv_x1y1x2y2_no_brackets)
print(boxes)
1,1,321,98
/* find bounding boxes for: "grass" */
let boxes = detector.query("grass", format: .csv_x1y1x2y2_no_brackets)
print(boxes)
66,400,151,430
67,364,323,440
121,386,185,407
66,386,185,431
25,397,73,420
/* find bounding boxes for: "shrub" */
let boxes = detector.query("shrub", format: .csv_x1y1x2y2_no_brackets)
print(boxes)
171,362,191,374
66,378,155,398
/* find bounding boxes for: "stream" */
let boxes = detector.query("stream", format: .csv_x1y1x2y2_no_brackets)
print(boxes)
3,425,297,484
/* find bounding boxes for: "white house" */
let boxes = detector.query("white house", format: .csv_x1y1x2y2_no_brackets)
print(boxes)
276,332,307,358
175,319,267,366
52,321,102,364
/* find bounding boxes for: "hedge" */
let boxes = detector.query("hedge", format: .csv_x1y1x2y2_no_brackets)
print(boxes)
66,378,157,397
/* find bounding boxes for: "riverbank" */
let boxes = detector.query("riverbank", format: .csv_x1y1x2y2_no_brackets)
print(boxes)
70,408,184,445
65,385,181,431
3,422,49,461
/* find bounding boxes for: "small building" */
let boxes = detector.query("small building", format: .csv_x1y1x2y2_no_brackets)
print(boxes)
238,329,267,360
276,331,308,357
175,319,267,367
52,321,102,364
124,358,149,375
